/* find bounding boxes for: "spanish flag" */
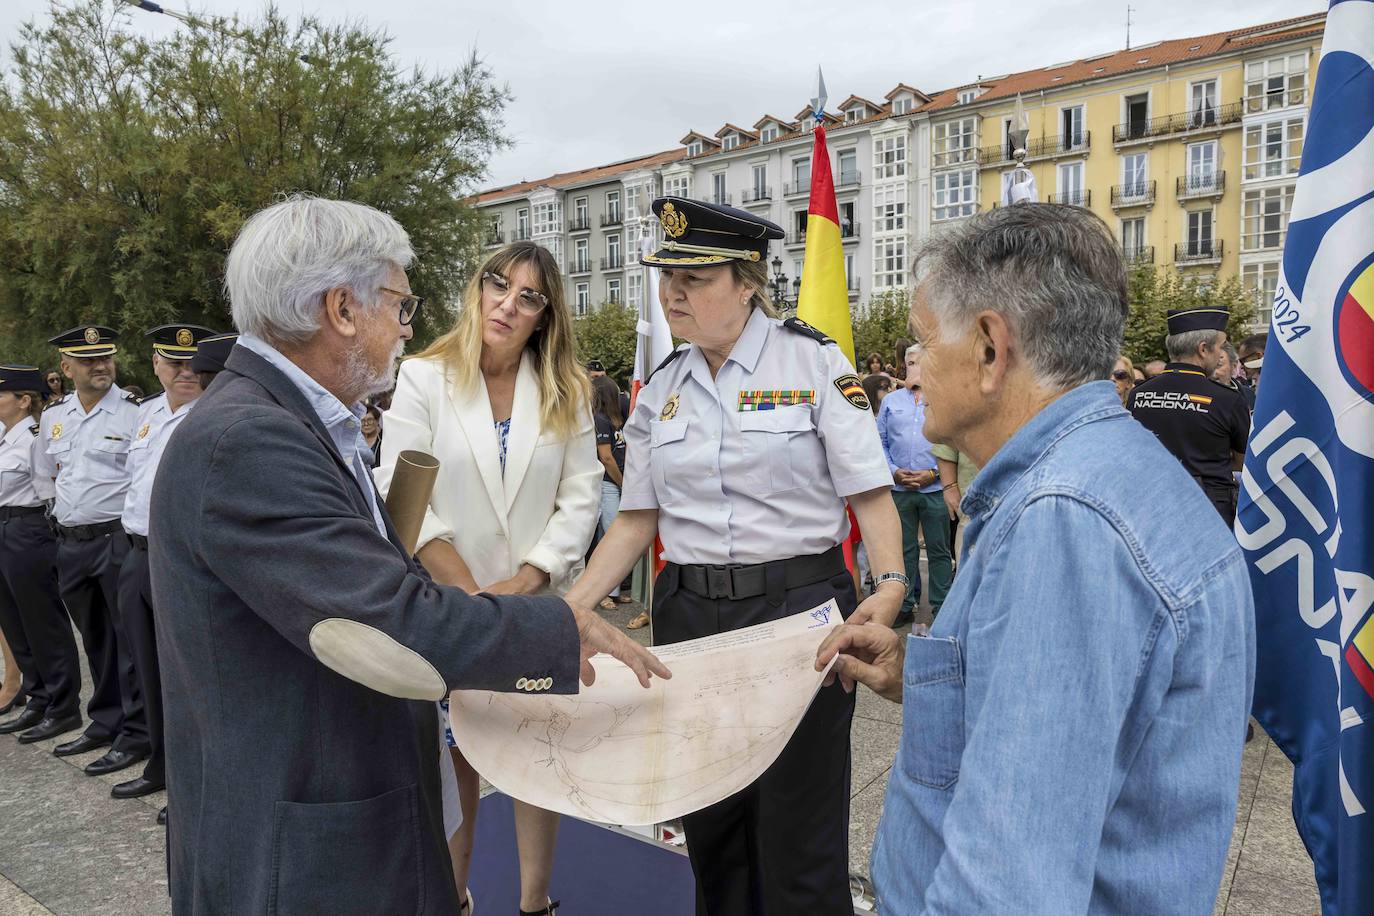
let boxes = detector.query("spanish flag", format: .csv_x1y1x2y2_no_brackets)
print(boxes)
796,121,855,364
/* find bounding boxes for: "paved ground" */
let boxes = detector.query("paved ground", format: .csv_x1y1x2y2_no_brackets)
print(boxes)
0,605,1319,915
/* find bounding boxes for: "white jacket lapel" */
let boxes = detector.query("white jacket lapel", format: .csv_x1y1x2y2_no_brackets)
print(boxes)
444,370,508,532
500,352,541,512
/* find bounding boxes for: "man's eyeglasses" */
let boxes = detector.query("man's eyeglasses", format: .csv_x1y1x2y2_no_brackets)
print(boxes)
380,287,424,326
482,271,549,315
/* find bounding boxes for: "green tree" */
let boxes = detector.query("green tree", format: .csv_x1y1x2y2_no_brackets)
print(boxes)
0,0,508,388
573,301,638,385
1123,264,1257,365
852,289,912,369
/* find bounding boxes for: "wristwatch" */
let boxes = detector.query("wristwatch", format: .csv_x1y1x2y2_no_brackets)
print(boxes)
873,571,911,591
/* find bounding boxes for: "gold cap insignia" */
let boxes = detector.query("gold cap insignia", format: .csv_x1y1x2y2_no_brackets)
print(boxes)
138,423,151,440
83,327,100,345
659,393,680,421
176,328,194,347
660,202,688,239
51,422,63,440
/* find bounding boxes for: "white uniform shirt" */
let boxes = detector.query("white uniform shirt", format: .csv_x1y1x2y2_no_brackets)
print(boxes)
0,417,53,507
620,308,891,565
121,393,198,537
35,385,139,526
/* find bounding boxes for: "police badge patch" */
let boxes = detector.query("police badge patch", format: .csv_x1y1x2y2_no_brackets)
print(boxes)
832,374,869,410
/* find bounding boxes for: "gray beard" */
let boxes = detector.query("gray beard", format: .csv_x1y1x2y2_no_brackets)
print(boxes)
343,340,403,401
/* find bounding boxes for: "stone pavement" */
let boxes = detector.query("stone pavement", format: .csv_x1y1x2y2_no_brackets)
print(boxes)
0,609,1320,915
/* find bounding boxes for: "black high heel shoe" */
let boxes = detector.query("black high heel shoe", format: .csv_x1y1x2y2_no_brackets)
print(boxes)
0,694,25,716
518,899,559,916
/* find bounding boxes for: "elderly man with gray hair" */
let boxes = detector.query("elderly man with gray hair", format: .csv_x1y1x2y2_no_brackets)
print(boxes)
816,205,1254,914
150,195,668,914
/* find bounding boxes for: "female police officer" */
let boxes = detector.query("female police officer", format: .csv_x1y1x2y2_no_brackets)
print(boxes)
564,197,907,914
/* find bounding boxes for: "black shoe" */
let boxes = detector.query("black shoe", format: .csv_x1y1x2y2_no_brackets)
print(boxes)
53,733,112,757
17,714,81,744
156,807,167,826
84,748,148,776
0,707,45,735
0,694,24,716
112,774,165,799
520,899,560,916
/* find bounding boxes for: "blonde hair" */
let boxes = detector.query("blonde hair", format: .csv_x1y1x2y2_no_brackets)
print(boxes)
415,243,589,440
729,258,779,318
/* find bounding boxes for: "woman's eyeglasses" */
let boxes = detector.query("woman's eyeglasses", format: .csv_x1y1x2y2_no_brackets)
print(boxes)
482,271,549,315
1111,370,1131,381
379,287,424,326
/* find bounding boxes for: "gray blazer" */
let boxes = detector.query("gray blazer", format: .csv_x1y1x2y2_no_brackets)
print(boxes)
149,346,580,915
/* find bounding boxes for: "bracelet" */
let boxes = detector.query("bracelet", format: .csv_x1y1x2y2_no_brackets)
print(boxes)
873,571,911,591
942,483,959,491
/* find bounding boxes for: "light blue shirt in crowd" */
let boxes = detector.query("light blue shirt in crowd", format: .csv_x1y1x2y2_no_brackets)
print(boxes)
238,334,387,538
876,386,940,493
871,381,1255,914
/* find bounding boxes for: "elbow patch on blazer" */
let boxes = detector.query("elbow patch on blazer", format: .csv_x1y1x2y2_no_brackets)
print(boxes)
307,619,447,701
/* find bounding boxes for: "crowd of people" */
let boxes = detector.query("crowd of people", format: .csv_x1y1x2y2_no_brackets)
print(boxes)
0,194,1262,915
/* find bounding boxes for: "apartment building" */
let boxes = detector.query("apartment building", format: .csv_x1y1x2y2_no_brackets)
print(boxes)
474,13,1324,327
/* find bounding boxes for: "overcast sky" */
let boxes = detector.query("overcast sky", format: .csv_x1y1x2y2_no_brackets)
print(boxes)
2,0,1321,190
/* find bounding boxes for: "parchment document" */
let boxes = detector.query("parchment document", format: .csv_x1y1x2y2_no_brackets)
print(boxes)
448,600,842,825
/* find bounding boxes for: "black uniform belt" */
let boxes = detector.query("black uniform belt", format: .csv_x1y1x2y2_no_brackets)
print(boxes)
674,545,846,601
57,520,123,540
127,533,149,550
0,505,45,521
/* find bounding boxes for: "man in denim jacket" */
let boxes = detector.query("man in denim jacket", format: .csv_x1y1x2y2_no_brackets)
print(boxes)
818,205,1255,914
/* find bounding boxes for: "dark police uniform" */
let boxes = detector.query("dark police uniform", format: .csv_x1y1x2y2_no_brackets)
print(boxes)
113,324,218,801
0,366,83,743
623,198,894,915
35,327,146,770
1128,307,1250,525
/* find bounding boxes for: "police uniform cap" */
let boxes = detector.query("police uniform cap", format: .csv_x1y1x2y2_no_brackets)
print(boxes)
586,359,605,372
1166,307,1229,335
145,324,219,360
0,365,47,395
50,326,119,358
189,332,239,374
645,197,784,268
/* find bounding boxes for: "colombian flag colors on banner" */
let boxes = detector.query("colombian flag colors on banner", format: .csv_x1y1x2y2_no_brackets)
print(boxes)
796,123,855,364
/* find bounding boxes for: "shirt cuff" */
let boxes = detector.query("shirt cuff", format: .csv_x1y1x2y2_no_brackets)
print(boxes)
833,468,899,498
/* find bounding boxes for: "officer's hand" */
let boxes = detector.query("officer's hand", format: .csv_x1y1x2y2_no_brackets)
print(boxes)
942,485,960,521
847,580,903,627
570,603,672,689
816,623,905,702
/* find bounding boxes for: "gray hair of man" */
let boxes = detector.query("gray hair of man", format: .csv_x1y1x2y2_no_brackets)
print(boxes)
904,343,923,361
1165,328,1224,362
910,205,1127,390
225,194,415,346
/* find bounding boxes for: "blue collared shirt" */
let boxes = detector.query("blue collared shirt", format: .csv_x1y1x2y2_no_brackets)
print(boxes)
871,381,1255,914
238,334,387,537
876,386,940,493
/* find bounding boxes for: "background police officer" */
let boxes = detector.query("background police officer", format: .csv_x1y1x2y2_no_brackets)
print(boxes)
1128,307,1251,525
35,327,148,775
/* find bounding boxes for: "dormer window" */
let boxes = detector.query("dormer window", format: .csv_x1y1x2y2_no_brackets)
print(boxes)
688,140,703,156
723,134,740,150
761,126,778,142
845,108,863,123
802,117,816,132
957,88,979,105
892,97,912,115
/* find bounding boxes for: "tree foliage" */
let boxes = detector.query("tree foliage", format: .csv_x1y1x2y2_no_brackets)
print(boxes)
1123,264,1258,365
0,0,508,385
572,301,638,385
852,289,912,369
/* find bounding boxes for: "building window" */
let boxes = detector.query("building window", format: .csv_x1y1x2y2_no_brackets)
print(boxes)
1122,152,1148,198
760,125,778,142
1242,261,1281,327
533,202,560,236
802,116,816,132
874,134,908,179
1061,105,1085,149
711,172,727,205
536,237,562,263
933,168,977,221
1186,210,1215,257
836,149,858,185
1189,79,1219,126
1057,161,1085,205
1244,117,1304,180
839,201,856,237
607,278,621,304
575,282,590,315
1245,53,1308,113
625,184,641,220
874,238,907,290
845,107,863,123
845,253,856,290
687,140,703,156
957,88,980,105
605,190,621,222
792,209,808,240
627,272,643,308
573,237,589,271
1124,92,1149,138
607,233,621,266
1242,185,1295,251
516,208,530,240
573,197,588,227
664,175,690,199
1185,140,1218,190
1121,217,1146,259
486,214,503,243
722,134,739,150
792,157,811,191
891,96,912,115
873,185,907,233
932,118,977,167
752,164,767,198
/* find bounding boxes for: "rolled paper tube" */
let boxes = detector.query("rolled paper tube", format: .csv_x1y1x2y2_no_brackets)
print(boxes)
384,450,440,556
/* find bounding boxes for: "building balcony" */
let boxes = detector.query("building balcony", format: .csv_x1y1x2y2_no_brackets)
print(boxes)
785,228,807,247
1177,171,1226,199
836,170,862,189
514,229,532,241
600,212,623,228
1112,100,1243,144
483,231,504,247
600,256,623,271
1110,181,1156,209
568,257,592,275
1122,245,1155,265
848,277,862,298
701,192,732,206
1174,240,1224,265
784,180,811,197
740,187,773,204
1047,189,1091,207
841,221,861,242
567,217,591,233
976,131,1091,168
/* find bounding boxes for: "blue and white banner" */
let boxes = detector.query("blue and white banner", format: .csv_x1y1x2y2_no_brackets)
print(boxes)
1237,3,1374,912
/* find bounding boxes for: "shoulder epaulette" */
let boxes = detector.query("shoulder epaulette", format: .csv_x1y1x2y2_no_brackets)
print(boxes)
28,423,39,437
124,392,143,405
646,347,687,386
47,394,70,408
782,317,835,346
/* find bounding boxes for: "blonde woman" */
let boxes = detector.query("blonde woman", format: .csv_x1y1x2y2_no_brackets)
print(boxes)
376,242,599,916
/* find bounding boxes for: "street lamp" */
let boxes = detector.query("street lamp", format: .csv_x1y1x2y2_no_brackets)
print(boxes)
770,255,790,305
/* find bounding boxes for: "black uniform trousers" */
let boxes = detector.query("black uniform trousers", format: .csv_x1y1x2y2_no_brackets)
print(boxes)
653,556,858,916
56,527,147,751
1203,482,1239,528
0,510,81,718
117,538,164,783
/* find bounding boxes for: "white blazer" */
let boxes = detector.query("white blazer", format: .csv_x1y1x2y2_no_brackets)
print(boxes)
375,352,601,594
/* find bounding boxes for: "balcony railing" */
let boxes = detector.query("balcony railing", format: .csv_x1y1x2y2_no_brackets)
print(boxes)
702,192,732,206
1112,100,1243,143
600,256,623,271
841,221,861,241
1122,245,1155,264
1047,189,1091,207
514,228,532,241
567,216,591,232
568,258,591,274
848,277,861,296
600,212,622,227
785,228,807,246
784,180,811,197
1177,171,1225,198
483,232,504,247
1174,240,1224,264
976,131,1091,166
741,187,773,203
1110,181,1156,208
836,170,862,188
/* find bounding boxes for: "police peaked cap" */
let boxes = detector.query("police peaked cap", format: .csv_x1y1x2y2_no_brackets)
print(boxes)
146,324,220,360
189,333,239,374
0,365,47,394
645,197,784,267
1166,307,1229,335
50,326,118,358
